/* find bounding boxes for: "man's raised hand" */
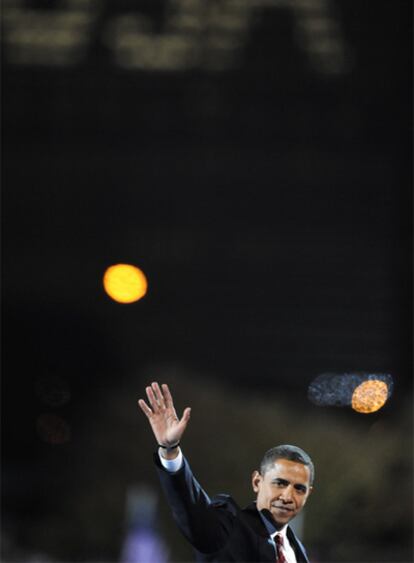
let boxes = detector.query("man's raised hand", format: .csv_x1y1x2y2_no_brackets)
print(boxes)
138,382,191,447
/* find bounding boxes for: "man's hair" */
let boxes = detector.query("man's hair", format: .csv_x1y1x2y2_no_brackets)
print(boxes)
259,444,315,485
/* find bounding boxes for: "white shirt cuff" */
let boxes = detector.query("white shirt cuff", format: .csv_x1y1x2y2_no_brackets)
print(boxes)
158,447,183,472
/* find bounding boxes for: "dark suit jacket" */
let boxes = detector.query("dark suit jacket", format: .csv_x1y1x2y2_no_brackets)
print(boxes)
155,453,309,562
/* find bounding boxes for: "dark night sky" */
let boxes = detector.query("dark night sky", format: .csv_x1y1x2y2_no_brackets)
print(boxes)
4,1,411,386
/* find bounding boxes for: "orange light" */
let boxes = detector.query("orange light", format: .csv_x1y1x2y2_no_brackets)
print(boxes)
351,380,388,414
103,264,148,304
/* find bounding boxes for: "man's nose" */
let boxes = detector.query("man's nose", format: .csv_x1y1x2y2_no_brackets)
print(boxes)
279,486,294,503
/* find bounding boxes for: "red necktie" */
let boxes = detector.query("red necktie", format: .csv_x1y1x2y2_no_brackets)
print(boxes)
275,534,287,563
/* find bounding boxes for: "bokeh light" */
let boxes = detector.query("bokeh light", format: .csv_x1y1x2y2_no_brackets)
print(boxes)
351,380,389,414
36,414,71,445
308,372,393,410
35,375,71,408
103,264,148,303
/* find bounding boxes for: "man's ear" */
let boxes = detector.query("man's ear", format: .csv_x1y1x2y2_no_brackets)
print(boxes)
251,470,262,493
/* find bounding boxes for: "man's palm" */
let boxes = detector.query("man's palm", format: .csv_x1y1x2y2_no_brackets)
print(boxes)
138,382,191,447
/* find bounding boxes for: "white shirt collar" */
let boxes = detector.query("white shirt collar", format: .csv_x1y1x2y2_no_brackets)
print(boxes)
271,524,288,540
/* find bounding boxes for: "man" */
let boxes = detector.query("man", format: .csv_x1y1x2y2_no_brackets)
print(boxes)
138,381,314,562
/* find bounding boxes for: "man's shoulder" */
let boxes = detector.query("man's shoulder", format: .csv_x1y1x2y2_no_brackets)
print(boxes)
211,497,266,535
210,493,240,516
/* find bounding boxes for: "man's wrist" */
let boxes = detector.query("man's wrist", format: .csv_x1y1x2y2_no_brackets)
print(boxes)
158,440,180,451
159,445,180,460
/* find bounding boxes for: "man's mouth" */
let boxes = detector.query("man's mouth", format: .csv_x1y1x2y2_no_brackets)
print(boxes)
271,504,293,513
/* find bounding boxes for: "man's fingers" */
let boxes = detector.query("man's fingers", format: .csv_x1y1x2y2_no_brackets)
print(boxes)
181,407,191,423
138,399,153,419
177,407,191,435
162,383,174,408
151,381,165,408
146,386,160,412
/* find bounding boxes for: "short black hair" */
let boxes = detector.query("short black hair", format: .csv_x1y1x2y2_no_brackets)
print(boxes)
259,444,315,485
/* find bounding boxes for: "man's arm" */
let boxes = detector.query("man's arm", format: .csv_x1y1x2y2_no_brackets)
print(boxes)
155,451,235,553
138,382,234,553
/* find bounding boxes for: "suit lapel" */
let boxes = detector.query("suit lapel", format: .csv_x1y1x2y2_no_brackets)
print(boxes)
242,502,269,537
286,526,309,563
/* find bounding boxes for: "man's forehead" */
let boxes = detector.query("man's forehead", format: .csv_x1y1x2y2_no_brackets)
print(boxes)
265,458,311,483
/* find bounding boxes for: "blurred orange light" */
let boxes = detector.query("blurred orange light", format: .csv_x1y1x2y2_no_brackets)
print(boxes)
103,264,148,303
351,380,388,414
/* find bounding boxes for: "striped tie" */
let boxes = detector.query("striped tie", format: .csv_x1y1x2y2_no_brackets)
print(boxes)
275,534,287,563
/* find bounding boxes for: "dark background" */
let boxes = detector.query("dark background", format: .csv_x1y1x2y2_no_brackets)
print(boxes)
2,1,412,561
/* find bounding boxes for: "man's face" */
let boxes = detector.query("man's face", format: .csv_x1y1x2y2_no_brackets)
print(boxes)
252,458,312,527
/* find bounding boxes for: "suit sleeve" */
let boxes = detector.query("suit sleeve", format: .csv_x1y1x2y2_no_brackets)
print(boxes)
154,453,235,554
